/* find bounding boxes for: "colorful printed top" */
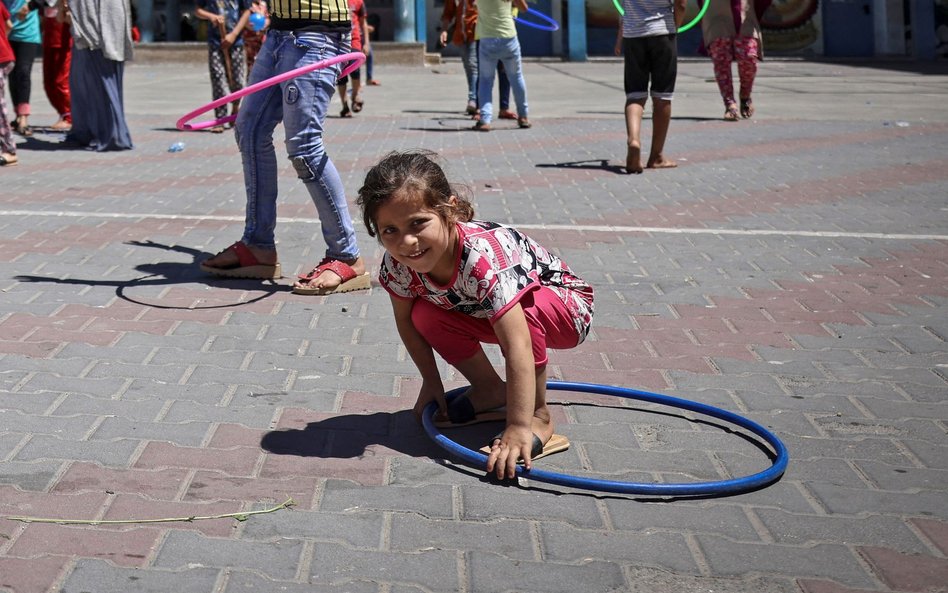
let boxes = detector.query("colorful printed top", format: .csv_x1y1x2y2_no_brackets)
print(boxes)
197,0,252,48
347,0,365,51
621,0,676,38
268,0,350,31
0,4,13,64
380,220,595,342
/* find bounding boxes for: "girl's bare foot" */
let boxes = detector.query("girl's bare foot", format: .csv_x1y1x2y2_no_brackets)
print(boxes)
646,154,678,169
463,380,507,413
626,142,643,174
292,256,366,293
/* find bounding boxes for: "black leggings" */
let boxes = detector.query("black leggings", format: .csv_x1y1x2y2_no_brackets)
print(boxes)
8,41,39,113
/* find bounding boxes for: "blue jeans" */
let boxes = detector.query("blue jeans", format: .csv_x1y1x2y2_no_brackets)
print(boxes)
235,29,359,261
476,37,527,124
461,41,478,102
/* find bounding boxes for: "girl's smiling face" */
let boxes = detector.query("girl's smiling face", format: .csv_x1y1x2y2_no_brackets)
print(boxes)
375,191,458,284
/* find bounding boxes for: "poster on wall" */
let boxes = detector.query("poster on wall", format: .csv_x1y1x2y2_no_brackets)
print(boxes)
937,0,948,58
587,0,822,56
759,0,822,54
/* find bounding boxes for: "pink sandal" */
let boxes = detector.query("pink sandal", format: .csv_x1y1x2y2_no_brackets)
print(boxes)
292,257,371,295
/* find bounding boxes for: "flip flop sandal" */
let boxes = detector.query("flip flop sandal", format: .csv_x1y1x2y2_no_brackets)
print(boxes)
480,432,571,461
352,97,364,112
740,98,755,119
292,257,371,295
0,153,18,167
433,393,506,428
200,241,282,279
340,104,352,118
724,104,740,121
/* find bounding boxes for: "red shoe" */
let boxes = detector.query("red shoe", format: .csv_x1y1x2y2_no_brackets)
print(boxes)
498,109,517,120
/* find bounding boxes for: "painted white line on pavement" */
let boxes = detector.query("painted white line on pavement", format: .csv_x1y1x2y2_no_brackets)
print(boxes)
1,210,945,241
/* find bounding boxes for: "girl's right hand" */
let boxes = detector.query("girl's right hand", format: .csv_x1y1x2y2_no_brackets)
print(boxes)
413,381,447,424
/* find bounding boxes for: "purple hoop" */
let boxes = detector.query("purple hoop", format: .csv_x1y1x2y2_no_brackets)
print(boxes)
176,51,367,131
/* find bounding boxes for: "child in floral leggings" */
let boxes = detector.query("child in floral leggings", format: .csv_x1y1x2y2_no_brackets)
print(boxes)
707,36,759,120
701,0,763,121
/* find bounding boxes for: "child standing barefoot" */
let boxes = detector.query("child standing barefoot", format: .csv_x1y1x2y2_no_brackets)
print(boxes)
614,0,686,173
357,151,595,479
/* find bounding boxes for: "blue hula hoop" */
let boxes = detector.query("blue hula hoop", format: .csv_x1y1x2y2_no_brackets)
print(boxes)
514,7,560,32
422,381,789,496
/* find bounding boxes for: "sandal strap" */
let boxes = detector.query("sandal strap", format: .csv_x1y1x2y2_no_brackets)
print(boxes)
297,258,357,283
229,241,260,267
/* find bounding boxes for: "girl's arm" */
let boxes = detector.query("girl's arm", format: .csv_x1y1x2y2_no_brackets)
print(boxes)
513,0,529,13
224,9,250,47
360,6,370,55
195,6,225,26
485,303,537,479
390,295,448,423
673,0,687,29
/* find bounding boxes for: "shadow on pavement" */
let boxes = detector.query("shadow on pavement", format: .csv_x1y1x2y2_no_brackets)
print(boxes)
14,240,286,309
536,159,627,175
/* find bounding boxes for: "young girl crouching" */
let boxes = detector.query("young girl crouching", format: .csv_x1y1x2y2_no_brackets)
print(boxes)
357,151,594,479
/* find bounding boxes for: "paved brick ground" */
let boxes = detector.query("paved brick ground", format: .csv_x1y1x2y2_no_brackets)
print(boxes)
1,57,946,593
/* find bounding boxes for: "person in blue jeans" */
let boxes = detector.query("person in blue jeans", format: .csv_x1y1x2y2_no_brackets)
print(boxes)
473,0,529,131
200,2,370,296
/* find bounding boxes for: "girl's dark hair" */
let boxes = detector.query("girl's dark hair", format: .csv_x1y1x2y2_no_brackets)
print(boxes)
357,150,475,237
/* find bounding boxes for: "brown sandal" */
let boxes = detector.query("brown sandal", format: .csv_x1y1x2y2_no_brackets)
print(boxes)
724,103,740,121
740,98,755,119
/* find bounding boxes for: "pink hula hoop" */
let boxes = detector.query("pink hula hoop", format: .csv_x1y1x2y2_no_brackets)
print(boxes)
176,51,367,131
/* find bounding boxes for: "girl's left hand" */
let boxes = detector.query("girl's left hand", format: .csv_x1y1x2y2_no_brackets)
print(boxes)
486,424,534,479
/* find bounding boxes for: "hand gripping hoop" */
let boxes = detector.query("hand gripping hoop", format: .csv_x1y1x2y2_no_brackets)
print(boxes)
514,7,560,32
613,0,709,33
176,51,367,131
423,380,789,496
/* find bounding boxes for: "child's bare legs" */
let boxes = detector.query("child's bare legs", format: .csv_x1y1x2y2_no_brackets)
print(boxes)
624,98,646,174
646,98,677,169
337,82,351,117
451,350,554,445
528,364,553,445
451,349,507,412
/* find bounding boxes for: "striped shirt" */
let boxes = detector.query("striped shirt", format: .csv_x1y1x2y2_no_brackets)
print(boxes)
269,0,351,30
621,0,676,38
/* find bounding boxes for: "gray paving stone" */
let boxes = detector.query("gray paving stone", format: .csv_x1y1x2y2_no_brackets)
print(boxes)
320,480,455,519
89,417,211,446
52,393,168,421
60,559,220,593
154,531,304,580
241,509,384,549
162,401,282,428
467,551,628,593
806,482,948,516
695,535,877,588
223,571,378,593
15,435,140,466
390,515,535,560
460,486,604,527
852,460,948,491
756,508,931,553
540,522,698,572
0,390,61,415
122,379,231,405
308,542,457,592
0,410,100,439
606,500,761,541
0,459,64,490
